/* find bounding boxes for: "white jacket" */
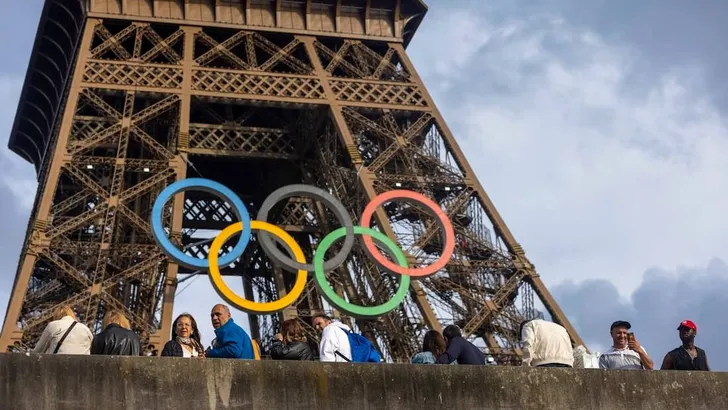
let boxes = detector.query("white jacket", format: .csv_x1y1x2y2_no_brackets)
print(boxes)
33,315,94,355
521,319,574,367
319,322,352,362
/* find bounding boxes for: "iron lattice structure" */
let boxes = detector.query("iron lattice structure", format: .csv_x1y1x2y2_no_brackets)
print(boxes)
1,0,585,363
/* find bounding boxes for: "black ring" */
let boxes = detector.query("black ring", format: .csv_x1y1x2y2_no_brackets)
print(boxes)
256,184,355,273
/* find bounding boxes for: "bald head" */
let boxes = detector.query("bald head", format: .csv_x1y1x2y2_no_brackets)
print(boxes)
211,304,231,329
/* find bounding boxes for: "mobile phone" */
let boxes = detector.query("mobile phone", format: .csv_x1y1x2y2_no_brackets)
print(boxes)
627,332,635,342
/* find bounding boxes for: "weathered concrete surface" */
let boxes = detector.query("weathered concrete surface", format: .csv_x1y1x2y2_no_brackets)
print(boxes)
1,353,727,410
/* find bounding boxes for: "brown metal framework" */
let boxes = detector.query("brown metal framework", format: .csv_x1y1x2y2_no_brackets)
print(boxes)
1,0,584,363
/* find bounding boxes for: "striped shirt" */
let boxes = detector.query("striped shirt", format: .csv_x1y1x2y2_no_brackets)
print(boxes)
599,346,648,370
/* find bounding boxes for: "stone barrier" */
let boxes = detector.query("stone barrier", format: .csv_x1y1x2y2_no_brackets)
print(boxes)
1,353,726,409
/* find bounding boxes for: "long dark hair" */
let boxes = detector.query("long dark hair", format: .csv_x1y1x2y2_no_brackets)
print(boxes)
422,330,447,357
172,313,202,346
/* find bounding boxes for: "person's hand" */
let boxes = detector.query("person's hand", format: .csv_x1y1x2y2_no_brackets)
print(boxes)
628,338,642,351
274,333,283,341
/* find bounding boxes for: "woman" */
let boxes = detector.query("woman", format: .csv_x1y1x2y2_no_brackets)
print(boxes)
270,318,314,361
411,330,447,364
33,305,93,355
161,313,205,357
91,310,142,355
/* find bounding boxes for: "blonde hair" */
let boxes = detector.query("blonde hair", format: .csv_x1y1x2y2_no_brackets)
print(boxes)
53,305,77,321
102,310,131,330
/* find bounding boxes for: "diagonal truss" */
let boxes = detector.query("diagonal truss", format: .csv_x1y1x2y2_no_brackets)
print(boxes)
2,9,583,363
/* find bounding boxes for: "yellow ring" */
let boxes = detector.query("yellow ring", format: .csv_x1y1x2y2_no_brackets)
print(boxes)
208,220,307,314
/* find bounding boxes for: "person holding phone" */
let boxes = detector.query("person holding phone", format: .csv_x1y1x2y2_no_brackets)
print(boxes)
598,320,654,370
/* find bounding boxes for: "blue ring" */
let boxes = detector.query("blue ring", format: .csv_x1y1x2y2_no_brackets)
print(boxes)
151,178,251,270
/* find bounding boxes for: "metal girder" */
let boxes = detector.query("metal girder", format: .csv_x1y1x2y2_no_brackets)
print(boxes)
2,13,584,362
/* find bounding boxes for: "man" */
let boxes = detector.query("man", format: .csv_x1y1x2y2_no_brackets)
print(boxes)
436,325,485,365
312,314,351,362
206,304,255,359
660,320,710,371
599,320,653,370
520,319,574,368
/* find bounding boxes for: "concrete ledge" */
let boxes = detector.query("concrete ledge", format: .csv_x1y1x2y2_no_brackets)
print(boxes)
2,353,727,409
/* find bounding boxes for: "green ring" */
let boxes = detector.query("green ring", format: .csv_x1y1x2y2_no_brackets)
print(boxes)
314,226,411,318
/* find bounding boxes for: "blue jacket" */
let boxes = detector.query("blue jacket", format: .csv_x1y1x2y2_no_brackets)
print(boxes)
206,319,255,359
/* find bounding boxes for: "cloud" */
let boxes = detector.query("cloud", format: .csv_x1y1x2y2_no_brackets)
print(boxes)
552,258,728,370
2,0,728,369
407,7,728,296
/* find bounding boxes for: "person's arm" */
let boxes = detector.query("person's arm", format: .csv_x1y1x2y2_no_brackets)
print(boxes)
207,330,243,358
160,340,176,357
318,330,340,362
271,338,302,360
131,333,143,356
628,339,653,370
637,348,654,370
436,338,463,364
32,324,53,354
660,353,674,370
521,322,535,367
90,334,103,355
704,354,711,371
598,354,609,369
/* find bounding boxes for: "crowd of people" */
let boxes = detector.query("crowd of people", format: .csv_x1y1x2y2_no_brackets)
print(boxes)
30,303,711,371
521,318,710,371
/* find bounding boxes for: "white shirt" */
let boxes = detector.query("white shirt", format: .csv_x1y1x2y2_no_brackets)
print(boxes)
319,322,352,362
33,315,94,355
599,346,648,370
182,345,200,358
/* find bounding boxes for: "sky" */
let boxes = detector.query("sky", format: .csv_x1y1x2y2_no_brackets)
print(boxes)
2,1,728,370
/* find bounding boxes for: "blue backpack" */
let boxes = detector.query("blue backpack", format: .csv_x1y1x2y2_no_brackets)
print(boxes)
335,328,381,363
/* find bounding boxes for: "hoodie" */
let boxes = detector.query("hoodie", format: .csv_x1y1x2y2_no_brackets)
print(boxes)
319,321,352,362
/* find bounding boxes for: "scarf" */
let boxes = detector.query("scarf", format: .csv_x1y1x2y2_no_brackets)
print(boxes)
176,336,203,355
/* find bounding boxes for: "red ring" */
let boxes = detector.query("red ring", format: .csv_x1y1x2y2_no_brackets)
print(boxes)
360,190,455,278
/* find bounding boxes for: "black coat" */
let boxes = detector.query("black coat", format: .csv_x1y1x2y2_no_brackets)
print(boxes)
436,336,485,365
270,339,314,361
91,324,142,356
160,339,204,357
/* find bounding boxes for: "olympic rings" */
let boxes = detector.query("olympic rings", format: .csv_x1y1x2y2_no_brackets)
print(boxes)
360,190,455,278
256,184,355,273
208,221,307,314
150,178,456,318
151,178,251,270
315,226,411,318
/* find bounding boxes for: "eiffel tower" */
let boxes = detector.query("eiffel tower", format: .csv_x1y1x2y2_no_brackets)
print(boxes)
1,0,584,363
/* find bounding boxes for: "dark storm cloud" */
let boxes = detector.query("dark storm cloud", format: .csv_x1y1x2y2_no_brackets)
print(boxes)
552,258,728,371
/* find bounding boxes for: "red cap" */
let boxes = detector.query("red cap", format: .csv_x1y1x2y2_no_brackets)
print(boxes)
678,320,697,332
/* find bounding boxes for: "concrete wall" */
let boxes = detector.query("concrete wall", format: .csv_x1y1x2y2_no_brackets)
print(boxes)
1,353,727,410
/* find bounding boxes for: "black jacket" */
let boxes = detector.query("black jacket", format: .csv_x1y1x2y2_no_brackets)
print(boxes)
436,336,485,365
160,339,204,357
270,339,314,361
91,324,142,356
